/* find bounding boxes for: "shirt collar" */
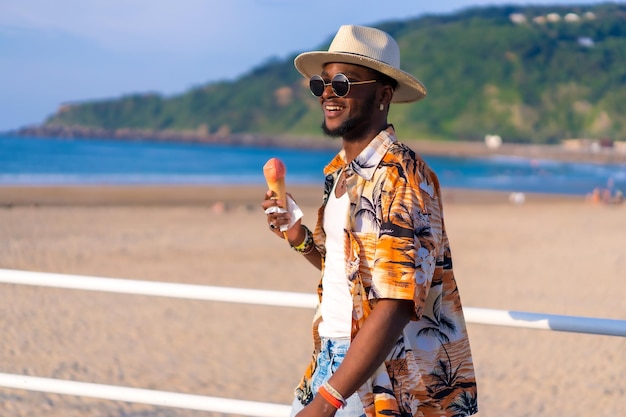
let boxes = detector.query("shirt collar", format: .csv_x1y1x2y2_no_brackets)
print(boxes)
323,125,397,181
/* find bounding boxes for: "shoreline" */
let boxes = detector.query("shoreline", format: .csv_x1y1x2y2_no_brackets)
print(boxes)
9,127,626,165
0,184,585,207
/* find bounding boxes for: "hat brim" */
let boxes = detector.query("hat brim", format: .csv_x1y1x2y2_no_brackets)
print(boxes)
294,51,427,103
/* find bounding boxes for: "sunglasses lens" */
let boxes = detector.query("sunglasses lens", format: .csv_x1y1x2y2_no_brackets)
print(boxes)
331,74,350,97
309,75,325,97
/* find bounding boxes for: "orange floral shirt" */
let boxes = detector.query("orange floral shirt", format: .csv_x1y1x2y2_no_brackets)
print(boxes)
295,127,478,417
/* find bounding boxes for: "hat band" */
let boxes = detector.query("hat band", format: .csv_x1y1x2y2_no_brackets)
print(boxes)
330,51,393,67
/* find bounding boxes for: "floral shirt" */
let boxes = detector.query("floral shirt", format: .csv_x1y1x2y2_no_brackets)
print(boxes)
295,127,478,417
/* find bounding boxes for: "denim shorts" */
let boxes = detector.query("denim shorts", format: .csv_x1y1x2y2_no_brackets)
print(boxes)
290,337,365,417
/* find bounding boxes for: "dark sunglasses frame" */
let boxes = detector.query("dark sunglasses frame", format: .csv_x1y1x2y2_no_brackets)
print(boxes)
309,73,378,97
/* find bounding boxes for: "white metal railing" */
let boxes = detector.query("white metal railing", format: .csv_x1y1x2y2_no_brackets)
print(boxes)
1,268,625,415
0,268,317,308
0,373,291,417
1,269,624,337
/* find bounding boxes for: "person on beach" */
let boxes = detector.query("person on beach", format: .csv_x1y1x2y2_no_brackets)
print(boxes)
262,25,477,417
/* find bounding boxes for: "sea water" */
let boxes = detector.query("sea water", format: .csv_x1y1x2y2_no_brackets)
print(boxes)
1,134,625,196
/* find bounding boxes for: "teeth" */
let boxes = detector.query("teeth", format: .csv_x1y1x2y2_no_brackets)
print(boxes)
325,105,342,111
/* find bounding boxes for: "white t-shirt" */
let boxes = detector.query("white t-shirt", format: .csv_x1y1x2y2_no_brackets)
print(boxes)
317,176,352,339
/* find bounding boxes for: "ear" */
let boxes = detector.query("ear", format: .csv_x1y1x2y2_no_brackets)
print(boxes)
380,84,394,106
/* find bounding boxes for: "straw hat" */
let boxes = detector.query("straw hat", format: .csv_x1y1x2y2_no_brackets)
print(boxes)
294,25,427,103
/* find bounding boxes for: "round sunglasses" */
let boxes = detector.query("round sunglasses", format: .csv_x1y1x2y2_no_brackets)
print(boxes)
309,73,378,97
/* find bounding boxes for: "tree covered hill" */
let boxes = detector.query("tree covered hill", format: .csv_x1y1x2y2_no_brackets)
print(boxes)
40,3,626,144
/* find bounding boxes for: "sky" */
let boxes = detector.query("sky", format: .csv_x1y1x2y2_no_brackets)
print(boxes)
0,0,612,131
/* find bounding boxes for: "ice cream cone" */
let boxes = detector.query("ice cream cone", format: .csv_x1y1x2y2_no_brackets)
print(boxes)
263,158,287,208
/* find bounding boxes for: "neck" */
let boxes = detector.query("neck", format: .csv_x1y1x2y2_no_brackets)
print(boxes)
342,140,369,164
342,122,388,163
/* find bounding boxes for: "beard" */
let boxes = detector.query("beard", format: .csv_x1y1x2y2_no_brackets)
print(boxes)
321,93,379,141
321,118,356,138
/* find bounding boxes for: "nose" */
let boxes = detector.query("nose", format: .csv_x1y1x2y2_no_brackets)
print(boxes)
321,83,337,99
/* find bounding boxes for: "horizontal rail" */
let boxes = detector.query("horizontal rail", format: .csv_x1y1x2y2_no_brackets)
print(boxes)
463,307,626,337
0,268,317,308
1,268,625,337
0,373,291,416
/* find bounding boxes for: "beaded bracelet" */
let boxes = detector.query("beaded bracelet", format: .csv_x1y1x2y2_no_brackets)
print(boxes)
318,383,346,409
291,225,315,255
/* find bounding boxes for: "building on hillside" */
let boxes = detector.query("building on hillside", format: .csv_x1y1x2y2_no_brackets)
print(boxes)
509,13,527,24
546,13,561,22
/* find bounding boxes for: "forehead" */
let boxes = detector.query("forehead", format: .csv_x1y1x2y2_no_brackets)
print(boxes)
321,62,376,78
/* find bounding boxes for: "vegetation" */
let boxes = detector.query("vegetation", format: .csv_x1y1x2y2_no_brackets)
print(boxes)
44,4,626,144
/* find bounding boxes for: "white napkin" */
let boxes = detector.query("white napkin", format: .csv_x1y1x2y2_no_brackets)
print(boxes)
264,195,303,232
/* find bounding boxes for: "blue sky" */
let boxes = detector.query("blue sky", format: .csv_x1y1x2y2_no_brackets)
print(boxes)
0,0,610,131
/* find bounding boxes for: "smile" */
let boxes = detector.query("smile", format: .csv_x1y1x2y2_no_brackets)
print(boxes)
324,104,344,112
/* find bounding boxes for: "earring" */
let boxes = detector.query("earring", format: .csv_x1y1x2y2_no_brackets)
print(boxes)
379,104,385,111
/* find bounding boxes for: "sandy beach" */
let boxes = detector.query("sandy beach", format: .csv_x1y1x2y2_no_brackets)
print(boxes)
0,184,624,417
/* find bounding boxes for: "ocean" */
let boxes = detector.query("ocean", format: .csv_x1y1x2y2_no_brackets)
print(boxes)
1,134,625,196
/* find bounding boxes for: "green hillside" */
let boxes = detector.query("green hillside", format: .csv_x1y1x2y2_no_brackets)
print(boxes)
43,3,626,144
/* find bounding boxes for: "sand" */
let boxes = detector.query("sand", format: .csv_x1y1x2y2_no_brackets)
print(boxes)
0,185,624,417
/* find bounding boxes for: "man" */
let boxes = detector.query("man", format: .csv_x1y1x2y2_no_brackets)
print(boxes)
262,25,478,417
